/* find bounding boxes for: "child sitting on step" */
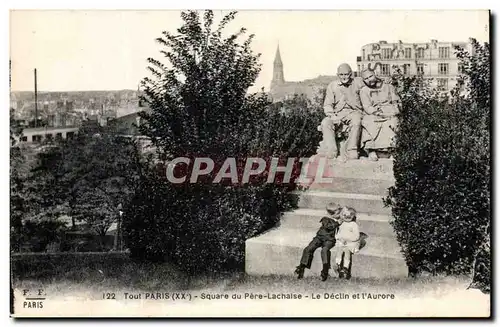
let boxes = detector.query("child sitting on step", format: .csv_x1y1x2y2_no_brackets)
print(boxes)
294,202,343,281
334,207,361,280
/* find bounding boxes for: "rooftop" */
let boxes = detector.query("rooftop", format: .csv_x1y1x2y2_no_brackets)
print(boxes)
22,126,79,133
361,39,470,48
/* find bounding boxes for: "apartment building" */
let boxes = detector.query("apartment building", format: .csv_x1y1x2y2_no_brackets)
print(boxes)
356,39,474,91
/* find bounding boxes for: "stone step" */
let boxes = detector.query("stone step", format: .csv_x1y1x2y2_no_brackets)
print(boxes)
245,227,407,279
280,208,395,237
300,156,394,183
295,190,391,215
306,177,394,196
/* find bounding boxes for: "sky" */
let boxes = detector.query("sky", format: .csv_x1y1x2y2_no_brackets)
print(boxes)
9,10,490,93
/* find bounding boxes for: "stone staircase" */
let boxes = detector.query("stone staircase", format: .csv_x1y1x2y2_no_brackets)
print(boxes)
245,158,408,279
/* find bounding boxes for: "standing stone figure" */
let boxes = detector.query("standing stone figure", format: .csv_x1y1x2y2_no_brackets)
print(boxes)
360,68,400,161
317,63,364,160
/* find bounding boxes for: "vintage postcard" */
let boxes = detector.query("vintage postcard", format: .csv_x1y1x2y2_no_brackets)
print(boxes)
9,9,491,318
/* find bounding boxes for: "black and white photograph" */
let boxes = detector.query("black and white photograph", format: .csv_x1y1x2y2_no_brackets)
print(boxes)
8,8,491,317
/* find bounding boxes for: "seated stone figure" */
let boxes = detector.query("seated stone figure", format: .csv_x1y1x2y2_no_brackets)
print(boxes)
317,63,365,161
359,69,400,161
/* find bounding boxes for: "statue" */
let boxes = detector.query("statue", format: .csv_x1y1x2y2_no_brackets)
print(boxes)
393,40,405,59
368,43,382,61
316,63,364,161
359,68,400,161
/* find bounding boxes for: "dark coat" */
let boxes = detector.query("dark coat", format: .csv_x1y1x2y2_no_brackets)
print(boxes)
315,217,340,243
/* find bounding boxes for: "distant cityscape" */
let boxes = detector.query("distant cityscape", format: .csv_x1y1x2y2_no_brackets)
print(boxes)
10,89,145,128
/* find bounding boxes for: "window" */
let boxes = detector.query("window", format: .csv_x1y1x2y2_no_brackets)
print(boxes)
382,48,392,59
45,134,53,141
437,78,448,91
32,135,42,143
402,64,410,75
67,132,75,139
438,63,449,75
362,49,365,61
417,63,425,75
380,64,390,76
56,133,63,141
21,136,27,142
439,47,450,59
458,63,465,74
416,48,425,59
404,48,412,59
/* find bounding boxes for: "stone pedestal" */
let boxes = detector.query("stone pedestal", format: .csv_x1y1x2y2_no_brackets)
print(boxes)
299,154,395,189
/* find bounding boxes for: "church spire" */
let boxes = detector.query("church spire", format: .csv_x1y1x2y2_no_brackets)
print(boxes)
274,44,283,66
271,43,285,90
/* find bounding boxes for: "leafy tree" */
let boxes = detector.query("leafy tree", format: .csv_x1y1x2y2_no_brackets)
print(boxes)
22,146,68,222
60,124,144,240
10,108,26,251
125,10,322,274
386,39,490,286
17,121,146,251
10,145,26,252
263,93,323,158
139,10,270,160
10,108,23,146
455,40,490,293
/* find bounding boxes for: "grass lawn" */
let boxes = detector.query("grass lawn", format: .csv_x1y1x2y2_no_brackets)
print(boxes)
14,274,476,299
11,253,490,317
12,252,482,300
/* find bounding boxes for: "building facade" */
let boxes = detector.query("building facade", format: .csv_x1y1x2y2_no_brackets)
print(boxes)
15,126,79,144
356,39,474,92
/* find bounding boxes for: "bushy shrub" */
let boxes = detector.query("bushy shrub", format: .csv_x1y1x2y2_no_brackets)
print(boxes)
124,11,322,275
386,39,490,277
124,102,322,275
124,180,298,274
17,220,67,252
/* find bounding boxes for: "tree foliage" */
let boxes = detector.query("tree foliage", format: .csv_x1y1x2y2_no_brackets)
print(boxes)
60,123,144,237
139,10,271,161
12,121,145,252
10,109,27,251
386,39,490,287
125,10,321,274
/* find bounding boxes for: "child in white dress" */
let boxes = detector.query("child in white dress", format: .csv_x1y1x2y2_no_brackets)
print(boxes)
334,207,361,279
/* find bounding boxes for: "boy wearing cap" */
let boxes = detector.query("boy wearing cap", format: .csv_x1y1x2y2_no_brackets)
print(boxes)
294,203,343,281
